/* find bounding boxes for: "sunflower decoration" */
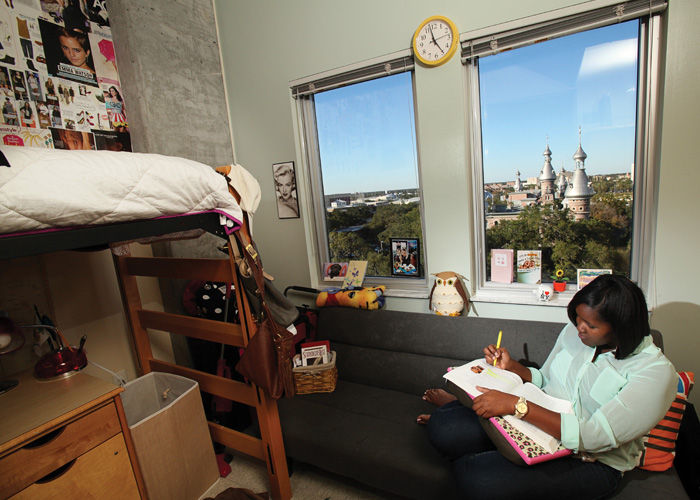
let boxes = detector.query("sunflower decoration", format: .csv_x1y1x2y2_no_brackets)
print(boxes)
550,269,571,282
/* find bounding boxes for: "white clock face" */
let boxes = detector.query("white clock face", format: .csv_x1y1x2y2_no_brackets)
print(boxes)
415,19,455,64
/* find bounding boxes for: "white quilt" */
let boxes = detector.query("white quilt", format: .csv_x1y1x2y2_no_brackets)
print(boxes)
0,147,243,236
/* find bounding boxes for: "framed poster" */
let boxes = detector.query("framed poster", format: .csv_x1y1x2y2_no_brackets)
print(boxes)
273,161,299,219
577,269,612,290
390,238,420,277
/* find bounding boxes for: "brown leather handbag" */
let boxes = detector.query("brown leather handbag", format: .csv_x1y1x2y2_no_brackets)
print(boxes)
231,232,295,399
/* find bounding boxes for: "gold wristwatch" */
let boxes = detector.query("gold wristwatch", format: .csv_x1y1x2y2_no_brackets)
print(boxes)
514,397,529,419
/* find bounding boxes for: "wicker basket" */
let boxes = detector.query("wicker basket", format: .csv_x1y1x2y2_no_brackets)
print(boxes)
292,351,338,395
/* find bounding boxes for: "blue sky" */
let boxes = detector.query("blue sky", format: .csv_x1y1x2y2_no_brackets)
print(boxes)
315,72,418,195
315,20,639,193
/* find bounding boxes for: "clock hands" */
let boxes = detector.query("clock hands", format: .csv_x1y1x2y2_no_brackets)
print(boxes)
428,25,445,54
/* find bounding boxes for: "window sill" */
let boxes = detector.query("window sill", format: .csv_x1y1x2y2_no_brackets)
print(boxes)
471,283,575,307
314,279,430,299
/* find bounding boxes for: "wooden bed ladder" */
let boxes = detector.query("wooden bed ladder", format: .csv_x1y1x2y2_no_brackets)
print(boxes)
112,247,292,500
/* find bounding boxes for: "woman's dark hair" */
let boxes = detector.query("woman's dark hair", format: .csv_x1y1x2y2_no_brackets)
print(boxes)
567,274,650,359
109,86,123,102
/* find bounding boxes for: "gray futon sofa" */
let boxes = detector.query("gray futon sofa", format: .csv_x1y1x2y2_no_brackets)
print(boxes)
276,307,690,499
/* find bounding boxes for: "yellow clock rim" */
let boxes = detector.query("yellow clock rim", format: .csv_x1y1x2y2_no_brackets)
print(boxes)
412,15,459,67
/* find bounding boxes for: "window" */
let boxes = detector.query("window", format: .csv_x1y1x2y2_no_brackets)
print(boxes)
463,0,665,301
292,54,425,287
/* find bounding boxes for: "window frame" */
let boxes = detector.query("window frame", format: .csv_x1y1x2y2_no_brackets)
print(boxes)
462,0,666,307
290,50,430,296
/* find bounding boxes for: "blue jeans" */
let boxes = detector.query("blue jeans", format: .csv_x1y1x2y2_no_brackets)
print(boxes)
426,401,622,500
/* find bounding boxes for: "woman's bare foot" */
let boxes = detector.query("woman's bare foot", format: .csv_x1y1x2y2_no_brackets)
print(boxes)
422,388,457,407
416,414,431,425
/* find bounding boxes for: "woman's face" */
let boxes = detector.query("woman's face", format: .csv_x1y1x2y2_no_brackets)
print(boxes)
277,173,293,199
575,304,615,348
59,36,90,69
109,87,117,97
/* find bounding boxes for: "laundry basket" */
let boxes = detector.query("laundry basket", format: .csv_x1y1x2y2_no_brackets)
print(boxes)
120,372,219,500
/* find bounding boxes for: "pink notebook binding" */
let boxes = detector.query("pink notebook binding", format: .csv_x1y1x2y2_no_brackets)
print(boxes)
445,379,572,466
487,414,573,465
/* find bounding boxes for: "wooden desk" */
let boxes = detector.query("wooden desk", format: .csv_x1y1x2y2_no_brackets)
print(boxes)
0,370,145,499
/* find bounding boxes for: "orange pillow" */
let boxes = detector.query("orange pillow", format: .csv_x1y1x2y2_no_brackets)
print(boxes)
638,371,694,471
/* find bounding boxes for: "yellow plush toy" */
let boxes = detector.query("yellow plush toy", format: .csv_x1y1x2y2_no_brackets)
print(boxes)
316,286,386,310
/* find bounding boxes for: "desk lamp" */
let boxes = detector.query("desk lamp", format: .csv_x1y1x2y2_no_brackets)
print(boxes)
0,312,25,395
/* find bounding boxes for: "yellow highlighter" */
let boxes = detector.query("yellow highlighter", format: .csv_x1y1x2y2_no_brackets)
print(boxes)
493,330,502,366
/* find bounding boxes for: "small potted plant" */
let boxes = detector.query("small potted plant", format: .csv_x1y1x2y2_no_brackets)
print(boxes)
550,269,571,292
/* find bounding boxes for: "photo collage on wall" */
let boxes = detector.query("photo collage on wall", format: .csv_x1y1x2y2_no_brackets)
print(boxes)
0,0,131,151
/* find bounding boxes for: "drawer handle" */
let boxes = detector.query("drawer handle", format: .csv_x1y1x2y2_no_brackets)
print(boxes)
35,459,77,483
22,427,66,449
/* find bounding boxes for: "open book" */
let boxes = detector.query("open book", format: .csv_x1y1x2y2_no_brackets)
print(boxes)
444,359,574,456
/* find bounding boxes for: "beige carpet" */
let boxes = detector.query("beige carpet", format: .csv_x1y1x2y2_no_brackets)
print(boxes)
199,451,406,500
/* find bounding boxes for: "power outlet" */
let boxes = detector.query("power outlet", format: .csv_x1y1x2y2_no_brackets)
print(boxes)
112,370,127,386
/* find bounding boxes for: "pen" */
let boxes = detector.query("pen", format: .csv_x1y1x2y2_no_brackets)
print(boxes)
493,330,502,366
77,333,87,354
55,328,74,352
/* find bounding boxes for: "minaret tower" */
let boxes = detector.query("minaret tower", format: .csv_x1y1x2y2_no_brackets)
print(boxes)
556,164,568,198
539,136,556,203
564,127,595,220
514,170,523,192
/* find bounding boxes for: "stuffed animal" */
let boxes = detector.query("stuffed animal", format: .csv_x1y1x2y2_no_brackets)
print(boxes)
316,286,386,310
429,272,469,316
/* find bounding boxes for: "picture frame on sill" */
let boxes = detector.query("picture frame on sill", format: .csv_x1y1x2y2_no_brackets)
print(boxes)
273,161,299,219
390,238,420,277
324,262,348,281
577,269,612,290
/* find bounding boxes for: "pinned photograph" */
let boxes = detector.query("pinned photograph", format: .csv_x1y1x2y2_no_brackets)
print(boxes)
324,262,348,281
39,20,98,87
273,161,299,219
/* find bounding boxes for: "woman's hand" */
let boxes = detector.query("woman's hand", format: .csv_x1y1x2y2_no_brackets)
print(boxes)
483,345,533,382
472,388,518,418
484,344,514,370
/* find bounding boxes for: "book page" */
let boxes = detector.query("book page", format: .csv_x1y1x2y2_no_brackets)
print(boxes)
446,363,574,454
513,383,574,414
444,359,523,397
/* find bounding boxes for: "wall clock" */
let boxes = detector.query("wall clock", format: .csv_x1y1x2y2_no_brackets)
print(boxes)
412,15,459,67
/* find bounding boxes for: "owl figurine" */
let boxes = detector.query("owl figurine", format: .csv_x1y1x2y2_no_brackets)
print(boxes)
429,272,469,316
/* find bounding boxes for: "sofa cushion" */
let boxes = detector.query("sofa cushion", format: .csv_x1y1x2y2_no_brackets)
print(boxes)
316,308,565,396
611,466,689,499
278,380,460,499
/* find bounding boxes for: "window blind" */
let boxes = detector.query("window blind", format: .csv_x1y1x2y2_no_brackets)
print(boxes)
461,0,667,62
291,54,414,99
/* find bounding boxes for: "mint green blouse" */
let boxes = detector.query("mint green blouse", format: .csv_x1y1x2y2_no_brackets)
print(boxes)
529,323,677,472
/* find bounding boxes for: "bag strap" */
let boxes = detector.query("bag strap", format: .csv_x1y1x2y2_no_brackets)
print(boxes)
230,231,296,397
230,232,291,338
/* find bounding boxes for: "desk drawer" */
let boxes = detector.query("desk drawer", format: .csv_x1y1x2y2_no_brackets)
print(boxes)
9,433,140,500
0,402,121,498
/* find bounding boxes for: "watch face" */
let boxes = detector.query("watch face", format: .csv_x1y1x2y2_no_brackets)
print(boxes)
413,17,458,66
516,400,528,417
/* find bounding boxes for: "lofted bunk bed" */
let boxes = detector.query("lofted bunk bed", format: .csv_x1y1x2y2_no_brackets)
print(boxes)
0,147,292,500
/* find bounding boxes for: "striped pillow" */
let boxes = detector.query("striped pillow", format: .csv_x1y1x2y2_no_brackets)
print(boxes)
638,371,694,471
